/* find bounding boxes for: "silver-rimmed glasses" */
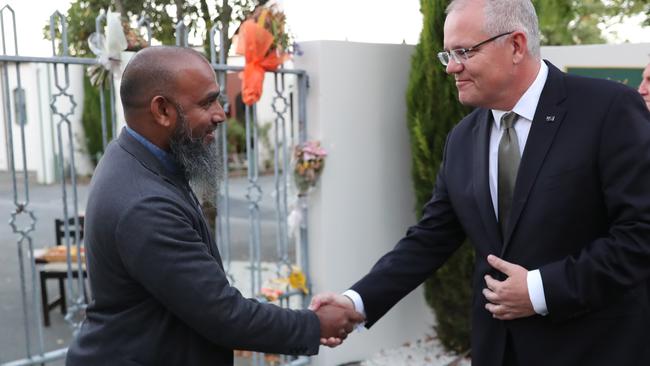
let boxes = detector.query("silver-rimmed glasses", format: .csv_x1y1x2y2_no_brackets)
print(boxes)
437,31,514,66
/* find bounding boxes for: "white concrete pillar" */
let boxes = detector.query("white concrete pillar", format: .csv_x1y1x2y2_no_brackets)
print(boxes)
294,41,435,366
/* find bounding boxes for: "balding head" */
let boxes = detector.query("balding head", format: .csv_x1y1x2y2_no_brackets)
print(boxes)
118,45,225,192
120,46,209,114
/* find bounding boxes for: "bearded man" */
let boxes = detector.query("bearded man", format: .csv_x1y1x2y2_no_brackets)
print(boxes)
66,46,363,366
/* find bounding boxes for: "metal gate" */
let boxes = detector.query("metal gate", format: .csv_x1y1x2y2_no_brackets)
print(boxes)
0,5,311,366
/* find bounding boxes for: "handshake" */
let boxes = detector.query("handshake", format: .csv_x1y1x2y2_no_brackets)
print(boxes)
309,292,365,347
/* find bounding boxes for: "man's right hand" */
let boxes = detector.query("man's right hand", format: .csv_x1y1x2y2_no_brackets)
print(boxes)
314,303,364,348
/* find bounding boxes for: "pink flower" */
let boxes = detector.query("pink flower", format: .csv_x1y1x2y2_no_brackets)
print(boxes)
301,141,327,157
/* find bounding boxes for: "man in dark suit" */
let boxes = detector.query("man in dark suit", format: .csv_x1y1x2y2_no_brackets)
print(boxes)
311,0,650,365
66,46,363,366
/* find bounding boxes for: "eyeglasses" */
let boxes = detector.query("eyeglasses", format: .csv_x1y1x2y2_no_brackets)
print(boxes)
437,31,514,66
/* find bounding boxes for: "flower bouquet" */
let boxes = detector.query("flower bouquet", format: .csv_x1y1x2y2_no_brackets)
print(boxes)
122,21,147,52
293,141,327,195
235,4,292,105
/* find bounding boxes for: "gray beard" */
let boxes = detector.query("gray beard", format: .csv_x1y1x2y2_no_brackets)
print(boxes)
168,105,224,201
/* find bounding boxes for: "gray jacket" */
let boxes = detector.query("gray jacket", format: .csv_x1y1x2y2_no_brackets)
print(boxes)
66,129,319,366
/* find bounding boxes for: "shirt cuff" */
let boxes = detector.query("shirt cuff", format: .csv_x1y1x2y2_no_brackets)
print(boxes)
527,269,548,315
342,289,366,330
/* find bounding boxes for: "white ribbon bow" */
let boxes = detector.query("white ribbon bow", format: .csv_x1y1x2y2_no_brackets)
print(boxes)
87,11,127,82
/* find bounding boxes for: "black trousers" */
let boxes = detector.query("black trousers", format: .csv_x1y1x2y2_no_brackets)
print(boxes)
503,330,519,366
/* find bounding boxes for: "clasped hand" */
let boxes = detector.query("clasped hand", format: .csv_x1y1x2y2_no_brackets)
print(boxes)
309,254,535,350
309,292,364,347
483,254,536,320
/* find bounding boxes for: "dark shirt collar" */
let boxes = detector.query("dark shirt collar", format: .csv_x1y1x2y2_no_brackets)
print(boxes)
125,126,181,174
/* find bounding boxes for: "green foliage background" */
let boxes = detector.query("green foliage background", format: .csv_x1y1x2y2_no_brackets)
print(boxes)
532,0,650,45
406,0,472,354
81,75,112,166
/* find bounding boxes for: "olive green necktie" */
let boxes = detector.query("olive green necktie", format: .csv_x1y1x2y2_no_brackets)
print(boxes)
498,112,520,235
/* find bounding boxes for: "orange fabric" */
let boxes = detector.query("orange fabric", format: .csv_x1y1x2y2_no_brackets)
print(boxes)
236,20,287,105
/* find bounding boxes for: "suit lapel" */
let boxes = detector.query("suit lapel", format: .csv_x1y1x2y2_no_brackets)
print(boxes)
500,62,568,255
473,109,503,249
119,128,224,266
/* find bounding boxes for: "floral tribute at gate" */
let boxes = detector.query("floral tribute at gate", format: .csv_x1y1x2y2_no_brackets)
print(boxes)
293,140,327,196
235,4,292,105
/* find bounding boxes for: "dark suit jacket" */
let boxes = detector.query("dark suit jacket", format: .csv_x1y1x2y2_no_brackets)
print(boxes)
351,62,650,366
66,130,320,366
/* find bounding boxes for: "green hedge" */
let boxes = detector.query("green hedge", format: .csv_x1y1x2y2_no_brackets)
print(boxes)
81,74,112,166
405,0,473,354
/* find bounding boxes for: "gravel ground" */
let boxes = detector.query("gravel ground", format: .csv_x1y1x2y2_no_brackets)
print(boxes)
362,336,471,366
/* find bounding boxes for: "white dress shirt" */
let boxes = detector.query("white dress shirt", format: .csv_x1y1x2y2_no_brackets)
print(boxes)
345,62,550,318
490,62,549,315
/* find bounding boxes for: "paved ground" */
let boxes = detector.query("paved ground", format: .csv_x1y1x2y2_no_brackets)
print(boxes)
0,173,293,364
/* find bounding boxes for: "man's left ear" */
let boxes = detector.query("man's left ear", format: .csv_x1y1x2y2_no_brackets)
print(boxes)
511,31,528,64
150,95,176,129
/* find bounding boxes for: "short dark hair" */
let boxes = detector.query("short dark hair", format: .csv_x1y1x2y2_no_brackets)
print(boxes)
120,46,209,111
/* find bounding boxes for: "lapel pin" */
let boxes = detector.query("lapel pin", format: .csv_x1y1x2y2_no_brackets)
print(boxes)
545,115,555,122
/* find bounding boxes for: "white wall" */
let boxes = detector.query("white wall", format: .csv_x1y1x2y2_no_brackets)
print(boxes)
542,42,650,74
35,63,57,184
114,50,136,133
0,62,91,184
295,41,435,366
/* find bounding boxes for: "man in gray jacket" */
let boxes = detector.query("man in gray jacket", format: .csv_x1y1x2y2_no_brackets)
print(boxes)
66,46,362,366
